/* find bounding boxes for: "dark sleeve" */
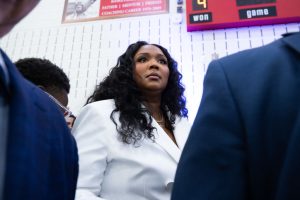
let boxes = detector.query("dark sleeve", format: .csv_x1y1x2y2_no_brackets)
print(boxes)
172,60,248,200
68,134,79,200
46,102,79,200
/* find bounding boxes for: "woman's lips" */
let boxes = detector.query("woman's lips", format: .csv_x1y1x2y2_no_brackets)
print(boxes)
146,73,160,80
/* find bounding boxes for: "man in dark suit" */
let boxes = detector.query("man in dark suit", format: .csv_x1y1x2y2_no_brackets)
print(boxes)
0,1,78,199
172,32,300,200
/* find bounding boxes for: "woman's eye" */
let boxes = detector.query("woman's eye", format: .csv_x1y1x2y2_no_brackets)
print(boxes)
158,59,168,65
137,57,147,63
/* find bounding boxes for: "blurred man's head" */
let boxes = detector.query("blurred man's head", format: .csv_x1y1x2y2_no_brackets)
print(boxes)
15,58,70,107
0,0,40,37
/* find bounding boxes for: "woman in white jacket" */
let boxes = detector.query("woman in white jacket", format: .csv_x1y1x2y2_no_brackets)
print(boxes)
72,41,191,200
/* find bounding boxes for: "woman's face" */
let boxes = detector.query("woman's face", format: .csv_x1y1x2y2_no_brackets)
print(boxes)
133,45,170,96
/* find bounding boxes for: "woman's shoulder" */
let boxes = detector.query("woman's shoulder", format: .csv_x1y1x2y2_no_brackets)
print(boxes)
78,99,115,118
72,99,117,135
87,99,115,108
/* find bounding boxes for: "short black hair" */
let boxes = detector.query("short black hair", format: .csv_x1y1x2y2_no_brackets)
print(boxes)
15,58,70,93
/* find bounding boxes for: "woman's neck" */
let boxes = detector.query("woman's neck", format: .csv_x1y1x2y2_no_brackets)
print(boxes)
143,99,162,120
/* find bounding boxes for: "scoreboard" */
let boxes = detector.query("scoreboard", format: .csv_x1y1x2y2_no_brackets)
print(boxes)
186,0,300,31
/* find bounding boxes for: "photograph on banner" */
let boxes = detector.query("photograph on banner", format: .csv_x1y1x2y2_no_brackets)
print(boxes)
62,0,169,23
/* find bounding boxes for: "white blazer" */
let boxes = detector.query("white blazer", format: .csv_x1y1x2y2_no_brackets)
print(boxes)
72,99,191,200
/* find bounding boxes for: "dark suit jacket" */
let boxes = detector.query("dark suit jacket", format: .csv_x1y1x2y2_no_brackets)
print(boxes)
1,49,78,200
172,32,300,200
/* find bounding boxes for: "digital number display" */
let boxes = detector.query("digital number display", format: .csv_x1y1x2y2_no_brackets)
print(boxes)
192,0,208,10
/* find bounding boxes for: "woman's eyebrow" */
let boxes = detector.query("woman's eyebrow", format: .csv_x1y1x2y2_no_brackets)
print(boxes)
135,52,149,56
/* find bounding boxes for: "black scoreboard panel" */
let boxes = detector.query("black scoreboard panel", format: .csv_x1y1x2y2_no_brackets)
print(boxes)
186,0,300,31
237,0,276,6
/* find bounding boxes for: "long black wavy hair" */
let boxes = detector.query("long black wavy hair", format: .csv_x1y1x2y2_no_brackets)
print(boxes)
86,41,188,144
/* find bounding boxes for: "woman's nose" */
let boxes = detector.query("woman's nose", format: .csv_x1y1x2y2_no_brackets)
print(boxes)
148,59,159,69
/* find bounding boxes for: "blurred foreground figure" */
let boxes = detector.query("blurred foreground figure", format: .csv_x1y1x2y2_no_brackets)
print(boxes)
0,1,78,199
172,32,300,200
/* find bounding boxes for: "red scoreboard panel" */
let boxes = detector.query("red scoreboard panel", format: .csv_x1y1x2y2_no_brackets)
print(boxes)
186,0,300,31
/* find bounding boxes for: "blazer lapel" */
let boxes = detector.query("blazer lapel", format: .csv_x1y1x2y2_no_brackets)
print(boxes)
173,117,190,150
153,118,182,163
